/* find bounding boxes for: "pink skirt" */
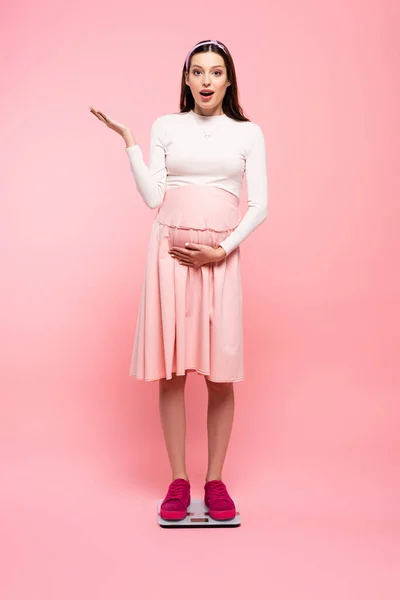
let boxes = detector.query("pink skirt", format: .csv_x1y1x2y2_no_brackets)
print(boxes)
129,184,244,382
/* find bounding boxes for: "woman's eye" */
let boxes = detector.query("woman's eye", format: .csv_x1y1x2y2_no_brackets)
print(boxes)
192,70,223,76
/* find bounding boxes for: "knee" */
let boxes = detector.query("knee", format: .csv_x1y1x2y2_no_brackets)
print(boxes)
205,378,233,397
159,372,187,392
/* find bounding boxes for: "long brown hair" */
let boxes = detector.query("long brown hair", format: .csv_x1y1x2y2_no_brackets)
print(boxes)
179,39,250,122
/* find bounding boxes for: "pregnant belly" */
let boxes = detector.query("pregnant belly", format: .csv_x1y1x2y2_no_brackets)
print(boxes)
156,185,240,249
162,223,234,249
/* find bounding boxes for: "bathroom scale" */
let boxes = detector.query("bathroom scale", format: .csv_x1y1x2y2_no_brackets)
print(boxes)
157,497,241,528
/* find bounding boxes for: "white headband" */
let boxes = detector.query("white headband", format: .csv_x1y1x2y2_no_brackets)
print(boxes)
185,40,227,71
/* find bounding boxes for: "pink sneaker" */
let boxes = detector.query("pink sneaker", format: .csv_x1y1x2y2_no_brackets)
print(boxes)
204,480,236,520
160,478,191,521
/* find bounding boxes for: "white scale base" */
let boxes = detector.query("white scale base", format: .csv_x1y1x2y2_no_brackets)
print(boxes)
157,498,241,528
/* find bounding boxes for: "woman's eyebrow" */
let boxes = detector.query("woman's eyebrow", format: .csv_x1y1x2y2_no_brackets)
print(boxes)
191,64,225,69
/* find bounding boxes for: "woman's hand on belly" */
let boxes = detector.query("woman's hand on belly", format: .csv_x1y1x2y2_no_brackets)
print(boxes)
169,243,226,267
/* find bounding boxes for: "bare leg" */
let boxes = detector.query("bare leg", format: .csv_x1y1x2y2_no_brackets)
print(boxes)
159,373,189,481
204,378,235,482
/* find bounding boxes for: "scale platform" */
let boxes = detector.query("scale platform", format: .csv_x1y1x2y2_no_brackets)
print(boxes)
157,498,241,528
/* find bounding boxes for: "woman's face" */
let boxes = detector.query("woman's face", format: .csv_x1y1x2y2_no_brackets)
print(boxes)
185,51,231,114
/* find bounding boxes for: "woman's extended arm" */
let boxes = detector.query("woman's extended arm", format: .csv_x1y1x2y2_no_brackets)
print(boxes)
218,124,268,256
89,106,166,209
125,117,167,209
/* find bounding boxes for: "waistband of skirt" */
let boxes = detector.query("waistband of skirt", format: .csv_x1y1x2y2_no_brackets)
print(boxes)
156,184,241,233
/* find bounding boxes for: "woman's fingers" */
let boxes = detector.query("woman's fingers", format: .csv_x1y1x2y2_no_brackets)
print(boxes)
89,105,130,136
90,107,103,120
97,111,109,121
90,106,108,124
176,257,197,267
169,248,193,258
169,252,192,266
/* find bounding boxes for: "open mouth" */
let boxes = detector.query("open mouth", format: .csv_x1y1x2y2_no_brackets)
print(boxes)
200,91,214,97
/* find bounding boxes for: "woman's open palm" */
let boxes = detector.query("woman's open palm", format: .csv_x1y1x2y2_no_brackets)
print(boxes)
89,105,129,137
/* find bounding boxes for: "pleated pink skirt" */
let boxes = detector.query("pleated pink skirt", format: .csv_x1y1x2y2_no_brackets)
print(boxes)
129,184,244,382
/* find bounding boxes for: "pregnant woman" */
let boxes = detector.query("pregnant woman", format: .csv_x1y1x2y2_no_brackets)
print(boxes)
90,38,268,521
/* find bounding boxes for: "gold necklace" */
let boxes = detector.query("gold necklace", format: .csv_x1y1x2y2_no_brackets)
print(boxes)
192,111,225,139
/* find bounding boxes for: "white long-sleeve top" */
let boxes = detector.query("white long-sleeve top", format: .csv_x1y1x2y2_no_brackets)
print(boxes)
125,109,268,256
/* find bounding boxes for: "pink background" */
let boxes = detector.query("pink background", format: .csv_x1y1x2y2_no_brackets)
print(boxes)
1,0,399,598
